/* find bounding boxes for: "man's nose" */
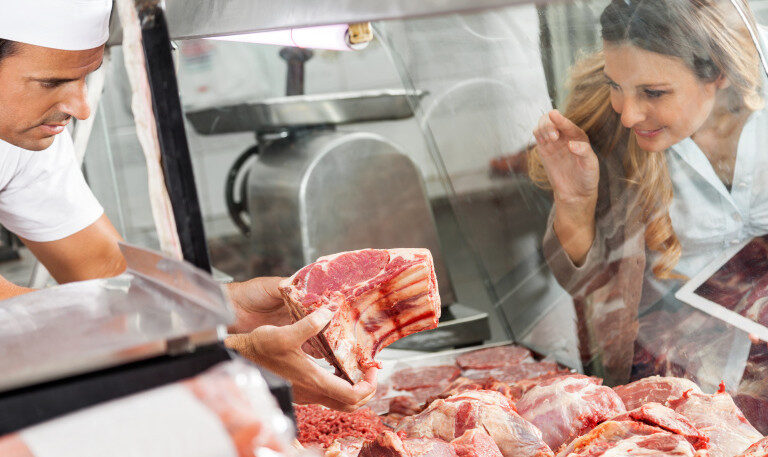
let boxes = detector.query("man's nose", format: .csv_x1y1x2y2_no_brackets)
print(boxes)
58,81,91,121
619,97,645,128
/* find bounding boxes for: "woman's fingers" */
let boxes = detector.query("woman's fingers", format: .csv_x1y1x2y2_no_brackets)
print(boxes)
549,110,588,141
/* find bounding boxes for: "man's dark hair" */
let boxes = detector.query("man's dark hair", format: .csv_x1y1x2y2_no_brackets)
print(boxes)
0,39,16,61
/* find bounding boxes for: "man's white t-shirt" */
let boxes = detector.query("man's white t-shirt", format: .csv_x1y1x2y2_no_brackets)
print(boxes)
0,130,103,242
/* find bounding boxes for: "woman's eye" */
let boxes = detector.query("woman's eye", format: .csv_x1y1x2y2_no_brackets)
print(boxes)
644,89,666,98
606,81,619,90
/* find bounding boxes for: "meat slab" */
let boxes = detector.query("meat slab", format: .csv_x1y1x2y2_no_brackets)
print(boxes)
392,365,461,391
669,388,762,457
325,437,367,457
397,390,554,457
281,248,441,383
456,346,533,370
737,437,768,457
555,420,706,457
610,403,709,451
614,376,703,410
516,374,627,450
451,429,504,457
358,431,457,457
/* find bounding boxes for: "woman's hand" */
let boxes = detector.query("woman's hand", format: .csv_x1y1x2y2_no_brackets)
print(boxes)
225,308,377,412
533,110,600,265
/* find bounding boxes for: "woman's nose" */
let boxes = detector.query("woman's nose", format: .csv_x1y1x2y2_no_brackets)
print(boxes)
619,98,645,128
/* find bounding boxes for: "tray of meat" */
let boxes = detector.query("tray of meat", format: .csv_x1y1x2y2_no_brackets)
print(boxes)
295,340,767,457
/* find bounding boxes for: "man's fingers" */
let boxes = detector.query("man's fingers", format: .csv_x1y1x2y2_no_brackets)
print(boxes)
289,308,334,344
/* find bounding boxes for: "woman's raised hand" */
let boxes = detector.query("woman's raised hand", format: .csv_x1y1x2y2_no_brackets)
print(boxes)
533,109,600,266
533,109,600,208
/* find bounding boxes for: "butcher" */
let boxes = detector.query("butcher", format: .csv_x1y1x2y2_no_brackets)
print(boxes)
0,0,375,411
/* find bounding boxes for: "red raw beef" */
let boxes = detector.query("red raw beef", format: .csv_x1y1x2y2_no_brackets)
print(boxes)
456,345,533,370
516,374,626,450
610,403,709,451
436,377,519,403
397,390,554,457
281,248,441,383
669,387,762,457
556,420,705,457
451,429,504,457
392,365,461,391
358,431,457,457
736,437,768,457
614,376,703,410
389,395,423,416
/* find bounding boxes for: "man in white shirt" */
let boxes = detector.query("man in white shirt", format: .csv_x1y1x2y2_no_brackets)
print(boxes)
0,0,376,411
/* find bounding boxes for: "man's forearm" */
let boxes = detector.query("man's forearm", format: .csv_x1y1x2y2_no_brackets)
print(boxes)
0,275,34,301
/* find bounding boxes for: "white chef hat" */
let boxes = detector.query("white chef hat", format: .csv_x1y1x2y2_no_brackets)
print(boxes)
0,0,113,51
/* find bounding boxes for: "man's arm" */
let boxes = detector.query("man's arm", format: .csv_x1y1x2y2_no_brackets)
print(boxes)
20,214,125,284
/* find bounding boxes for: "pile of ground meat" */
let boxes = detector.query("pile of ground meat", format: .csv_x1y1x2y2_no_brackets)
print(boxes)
295,404,387,448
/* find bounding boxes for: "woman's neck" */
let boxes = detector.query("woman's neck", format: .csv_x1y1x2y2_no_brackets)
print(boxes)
690,93,751,187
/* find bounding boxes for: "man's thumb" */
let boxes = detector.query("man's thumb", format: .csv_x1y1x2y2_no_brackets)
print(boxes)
293,307,335,342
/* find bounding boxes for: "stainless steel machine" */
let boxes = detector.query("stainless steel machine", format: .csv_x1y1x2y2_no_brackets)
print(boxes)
186,58,491,349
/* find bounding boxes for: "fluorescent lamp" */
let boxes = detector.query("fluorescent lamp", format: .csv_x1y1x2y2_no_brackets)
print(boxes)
206,24,371,51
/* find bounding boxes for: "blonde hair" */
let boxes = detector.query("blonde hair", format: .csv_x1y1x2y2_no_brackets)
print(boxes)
530,0,763,280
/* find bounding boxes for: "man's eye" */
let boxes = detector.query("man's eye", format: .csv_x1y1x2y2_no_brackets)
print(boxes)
645,89,667,98
40,81,62,89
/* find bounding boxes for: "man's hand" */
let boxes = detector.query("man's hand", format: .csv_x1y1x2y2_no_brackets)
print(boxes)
226,277,292,333
225,308,377,412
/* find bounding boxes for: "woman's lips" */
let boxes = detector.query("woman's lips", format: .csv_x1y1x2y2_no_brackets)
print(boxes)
634,127,664,138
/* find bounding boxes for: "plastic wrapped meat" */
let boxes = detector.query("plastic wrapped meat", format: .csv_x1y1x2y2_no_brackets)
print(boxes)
397,390,554,457
613,376,703,410
0,360,298,457
516,374,627,450
392,365,461,391
280,248,441,383
669,387,762,457
736,437,768,457
555,420,706,457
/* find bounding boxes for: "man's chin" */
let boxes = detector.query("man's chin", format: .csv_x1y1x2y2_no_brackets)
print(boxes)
4,134,56,151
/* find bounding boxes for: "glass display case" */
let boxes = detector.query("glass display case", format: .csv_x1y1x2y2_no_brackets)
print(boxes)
4,0,767,436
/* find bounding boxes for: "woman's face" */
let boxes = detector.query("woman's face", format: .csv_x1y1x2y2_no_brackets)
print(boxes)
603,42,723,152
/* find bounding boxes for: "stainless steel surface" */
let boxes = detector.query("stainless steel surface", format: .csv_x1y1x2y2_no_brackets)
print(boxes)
248,129,458,306
388,303,491,350
107,0,561,45
0,243,232,393
185,90,424,135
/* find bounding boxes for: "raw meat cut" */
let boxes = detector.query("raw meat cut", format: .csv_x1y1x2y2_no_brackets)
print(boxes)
295,404,387,448
456,346,533,370
436,377,519,403
463,360,565,384
610,403,709,450
669,387,762,457
359,431,457,457
281,248,441,383
737,437,768,457
392,365,460,391
556,420,705,457
451,429,504,457
389,395,423,416
516,374,627,450
614,376,703,410
736,344,768,434
397,390,554,457
325,437,367,457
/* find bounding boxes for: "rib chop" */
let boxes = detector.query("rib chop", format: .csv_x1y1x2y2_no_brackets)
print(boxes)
280,248,441,383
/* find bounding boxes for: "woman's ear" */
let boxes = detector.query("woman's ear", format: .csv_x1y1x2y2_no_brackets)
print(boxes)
715,73,731,89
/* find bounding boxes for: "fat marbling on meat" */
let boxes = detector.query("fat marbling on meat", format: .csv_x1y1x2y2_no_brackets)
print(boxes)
281,248,441,383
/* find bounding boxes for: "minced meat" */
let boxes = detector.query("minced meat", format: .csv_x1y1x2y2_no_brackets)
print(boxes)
295,404,387,448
